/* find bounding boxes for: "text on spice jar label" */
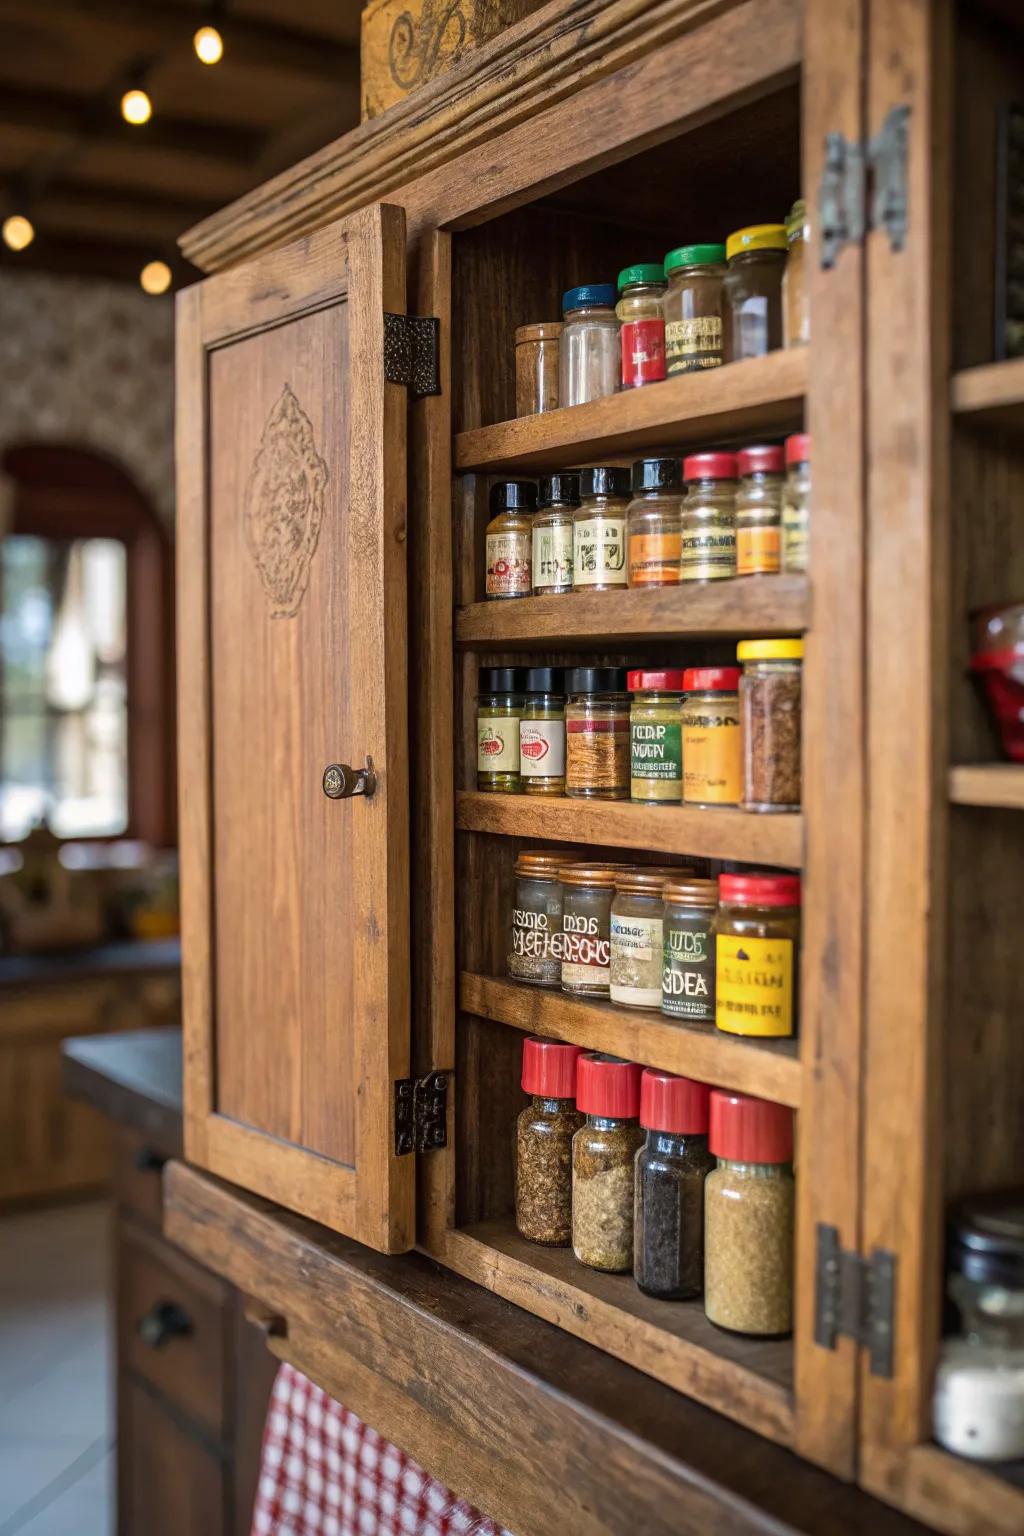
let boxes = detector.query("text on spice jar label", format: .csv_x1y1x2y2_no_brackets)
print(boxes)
715,933,794,1036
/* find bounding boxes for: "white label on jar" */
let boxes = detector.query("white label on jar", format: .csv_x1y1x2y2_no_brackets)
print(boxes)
609,913,663,1007
477,715,519,773
520,719,565,777
573,515,627,587
485,530,531,596
561,913,609,987
532,522,573,591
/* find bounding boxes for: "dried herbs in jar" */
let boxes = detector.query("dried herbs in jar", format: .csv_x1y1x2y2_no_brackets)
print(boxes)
738,638,803,812
516,1037,584,1246
572,1054,643,1272
634,1071,715,1299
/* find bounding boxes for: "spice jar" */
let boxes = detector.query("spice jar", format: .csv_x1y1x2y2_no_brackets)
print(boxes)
476,666,527,792
515,1037,584,1245
662,244,726,376
628,668,685,803
681,666,741,806
634,1071,715,1299
533,472,579,596
572,1054,643,1272
573,467,630,591
782,200,809,348
715,873,801,1038
735,444,784,577
738,638,803,811
662,877,718,1023
565,666,629,799
560,864,621,997
484,480,536,600
781,433,811,575
681,452,738,582
723,224,787,363
507,851,564,987
705,1090,794,1335
615,264,666,389
515,321,562,417
560,284,619,407
520,667,566,797
610,867,678,1010
626,458,683,588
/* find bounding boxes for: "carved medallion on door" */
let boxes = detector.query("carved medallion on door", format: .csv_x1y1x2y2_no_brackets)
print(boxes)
244,383,329,618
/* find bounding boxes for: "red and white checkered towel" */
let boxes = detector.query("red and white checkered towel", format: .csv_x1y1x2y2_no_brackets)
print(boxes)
251,1364,514,1536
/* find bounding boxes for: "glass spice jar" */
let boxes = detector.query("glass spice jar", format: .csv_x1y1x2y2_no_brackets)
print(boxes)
565,666,629,799
681,452,738,582
573,467,630,591
628,668,685,803
634,1071,715,1300
520,667,566,797
704,1090,795,1335
610,867,677,1010
715,872,801,1039
572,1054,644,1272
626,458,683,588
723,224,787,363
735,444,785,577
662,877,718,1023
484,480,536,600
781,433,811,575
515,321,562,417
681,666,742,807
476,666,527,792
515,1037,584,1245
616,264,667,389
560,284,620,407
782,200,810,348
738,638,803,811
662,244,727,376
507,851,565,987
532,472,579,596
560,864,622,997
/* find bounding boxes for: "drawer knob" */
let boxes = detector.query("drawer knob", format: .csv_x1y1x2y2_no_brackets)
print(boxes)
137,1301,192,1349
323,758,376,800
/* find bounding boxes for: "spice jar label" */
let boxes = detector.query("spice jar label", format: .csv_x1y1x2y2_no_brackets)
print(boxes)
681,711,741,804
510,909,562,965
665,316,723,373
715,933,794,1036
663,923,713,1020
485,530,532,597
782,499,809,572
561,913,610,988
628,532,682,586
573,516,627,587
532,523,573,591
621,319,667,388
610,913,663,1008
631,719,682,786
681,528,737,580
520,720,565,777
477,716,520,773
737,524,781,576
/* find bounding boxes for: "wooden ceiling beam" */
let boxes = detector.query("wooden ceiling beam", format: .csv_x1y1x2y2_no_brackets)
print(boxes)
27,180,222,242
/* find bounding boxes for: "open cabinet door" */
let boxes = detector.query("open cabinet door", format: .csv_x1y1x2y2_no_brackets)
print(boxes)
175,203,415,1253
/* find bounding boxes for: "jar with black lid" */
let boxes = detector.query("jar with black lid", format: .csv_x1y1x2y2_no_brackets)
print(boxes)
627,458,683,588
573,467,631,592
476,666,527,792
533,473,579,596
634,1070,715,1299
484,480,536,600
565,666,630,799
520,666,566,796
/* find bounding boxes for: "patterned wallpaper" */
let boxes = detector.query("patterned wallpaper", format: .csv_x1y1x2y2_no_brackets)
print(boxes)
0,272,175,529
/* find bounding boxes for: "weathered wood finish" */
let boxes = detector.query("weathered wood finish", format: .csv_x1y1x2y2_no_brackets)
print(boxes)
948,764,1024,808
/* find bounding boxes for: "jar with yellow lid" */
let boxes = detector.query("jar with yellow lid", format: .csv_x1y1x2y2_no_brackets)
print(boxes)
782,199,810,348
723,224,787,363
737,639,803,812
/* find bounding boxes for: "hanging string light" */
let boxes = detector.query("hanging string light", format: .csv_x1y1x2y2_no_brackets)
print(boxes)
2,213,35,251
139,259,173,295
193,24,224,65
120,87,153,125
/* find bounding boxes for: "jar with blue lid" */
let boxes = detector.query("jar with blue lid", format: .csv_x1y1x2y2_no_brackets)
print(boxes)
560,283,620,407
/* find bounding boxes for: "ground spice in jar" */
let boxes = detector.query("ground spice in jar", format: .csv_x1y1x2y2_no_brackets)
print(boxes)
704,1091,794,1335
560,864,621,996
735,444,784,577
520,667,566,796
634,1071,715,1299
565,667,629,799
681,665,741,806
662,877,718,1023
738,638,803,811
616,264,667,389
507,851,564,987
485,480,536,599
515,1037,584,1245
572,1054,643,1272
715,872,801,1038
626,459,683,588
610,867,680,1009
515,322,562,417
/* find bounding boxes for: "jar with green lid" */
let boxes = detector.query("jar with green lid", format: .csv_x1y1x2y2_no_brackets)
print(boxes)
532,472,579,595
681,666,741,806
781,433,811,574
662,244,727,375
610,867,678,1010
573,467,630,591
715,872,801,1038
572,1054,644,1271
520,666,566,796
662,876,718,1023
476,666,527,792
738,638,803,811
628,668,684,803
560,864,622,996
615,264,666,389
723,224,787,363
565,666,629,799
484,480,536,599
508,851,565,987
735,444,784,577
626,458,683,588
782,199,809,348
681,452,737,582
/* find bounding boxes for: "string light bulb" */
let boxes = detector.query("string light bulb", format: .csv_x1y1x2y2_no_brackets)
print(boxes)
121,87,152,125
2,214,35,251
140,260,172,295
193,25,224,64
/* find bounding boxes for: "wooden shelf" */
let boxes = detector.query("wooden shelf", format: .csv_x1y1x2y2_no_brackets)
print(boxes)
461,973,801,1107
456,575,809,649
455,350,807,474
456,790,803,868
440,1218,794,1446
949,764,1024,809
951,358,1024,432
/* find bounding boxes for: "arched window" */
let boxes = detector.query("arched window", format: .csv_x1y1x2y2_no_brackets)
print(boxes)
0,444,175,846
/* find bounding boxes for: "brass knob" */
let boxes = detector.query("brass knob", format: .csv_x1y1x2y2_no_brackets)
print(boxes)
322,758,376,800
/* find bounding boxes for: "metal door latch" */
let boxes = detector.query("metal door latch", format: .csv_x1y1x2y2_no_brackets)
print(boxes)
814,1223,896,1377
383,312,441,397
322,758,376,799
818,103,910,268
395,1070,450,1155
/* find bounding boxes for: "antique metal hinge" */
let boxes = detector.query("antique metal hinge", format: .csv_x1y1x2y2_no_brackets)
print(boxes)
394,1069,450,1155
819,103,910,269
383,312,441,397
814,1223,897,1378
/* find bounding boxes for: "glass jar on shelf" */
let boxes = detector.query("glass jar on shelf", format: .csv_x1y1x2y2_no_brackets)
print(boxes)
662,243,727,376
782,199,810,347
610,867,678,1010
520,667,566,797
532,472,579,595
723,224,787,363
560,864,623,997
681,451,738,582
476,666,527,792
681,665,742,807
628,668,685,803
735,443,785,577
565,666,629,799
484,480,536,600
662,876,718,1023
626,458,683,588
615,264,666,389
572,1054,644,1272
737,638,803,811
559,284,619,407
634,1070,715,1300
715,872,801,1039
515,1037,584,1246
515,321,562,417
781,433,811,575
507,851,564,988
573,467,630,591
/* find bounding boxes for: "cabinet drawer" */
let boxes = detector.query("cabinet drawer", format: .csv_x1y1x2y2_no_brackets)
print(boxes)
119,1217,228,1440
114,1126,174,1228
120,1376,225,1536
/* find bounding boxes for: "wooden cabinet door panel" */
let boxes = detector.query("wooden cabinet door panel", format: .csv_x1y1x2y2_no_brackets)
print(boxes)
176,203,414,1252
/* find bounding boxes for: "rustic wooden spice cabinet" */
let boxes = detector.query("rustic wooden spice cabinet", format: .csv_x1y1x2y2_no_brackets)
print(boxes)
174,1,1024,1530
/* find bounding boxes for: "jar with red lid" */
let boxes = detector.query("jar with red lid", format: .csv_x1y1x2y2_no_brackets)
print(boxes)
681,666,741,806
735,444,785,576
704,1090,794,1335
681,452,737,581
629,668,685,803
715,872,800,1038
634,1071,715,1299
572,1054,644,1271
516,1038,584,1246
781,432,811,574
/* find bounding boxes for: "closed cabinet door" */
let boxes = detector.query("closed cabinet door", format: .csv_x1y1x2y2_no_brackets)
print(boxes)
176,203,415,1252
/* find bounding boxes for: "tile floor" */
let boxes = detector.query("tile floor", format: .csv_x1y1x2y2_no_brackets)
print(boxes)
0,1202,114,1536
